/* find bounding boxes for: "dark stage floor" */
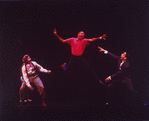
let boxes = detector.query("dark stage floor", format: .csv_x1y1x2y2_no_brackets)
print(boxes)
2,101,149,121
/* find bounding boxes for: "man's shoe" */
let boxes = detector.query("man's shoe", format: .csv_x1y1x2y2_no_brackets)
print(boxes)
27,99,32,102
61,63,67,71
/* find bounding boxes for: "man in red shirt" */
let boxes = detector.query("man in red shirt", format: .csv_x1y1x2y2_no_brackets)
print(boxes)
54,29,106,85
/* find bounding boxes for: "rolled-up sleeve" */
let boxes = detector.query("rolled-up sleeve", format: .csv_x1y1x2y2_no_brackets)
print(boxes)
65,38,73,44
32,61,48,73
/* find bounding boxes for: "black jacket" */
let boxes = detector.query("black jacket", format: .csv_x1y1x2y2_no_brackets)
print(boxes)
107,52,131,81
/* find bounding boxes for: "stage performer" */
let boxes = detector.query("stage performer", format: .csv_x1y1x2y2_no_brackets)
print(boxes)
98,46,137,105
54,28,106,85
98,46,134,90
20,54,51,106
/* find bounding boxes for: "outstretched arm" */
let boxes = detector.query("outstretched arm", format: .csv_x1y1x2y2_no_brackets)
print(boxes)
105,62,130,83
54,28,65,43
33,61,51,74
98,46,107,53
88,34,107,42
98,46,120,59
105,70,123,83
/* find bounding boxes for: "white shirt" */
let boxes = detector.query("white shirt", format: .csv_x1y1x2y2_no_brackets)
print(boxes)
22,61,48,87
119,60,125,70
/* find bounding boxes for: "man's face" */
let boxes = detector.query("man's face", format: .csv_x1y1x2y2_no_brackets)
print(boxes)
27,56,31,63
77,31,85,40
121,52,127,60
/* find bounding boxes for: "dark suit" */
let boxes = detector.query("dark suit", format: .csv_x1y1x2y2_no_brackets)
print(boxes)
105,51,136,105
106,52,134,91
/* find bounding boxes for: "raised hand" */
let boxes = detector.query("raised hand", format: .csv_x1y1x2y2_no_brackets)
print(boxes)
105,76,111,83
47,70,51,74
98,46,105,52
101,34,107,40
54,28,57,35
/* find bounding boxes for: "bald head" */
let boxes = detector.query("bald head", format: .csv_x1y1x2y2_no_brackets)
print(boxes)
77,31,85,40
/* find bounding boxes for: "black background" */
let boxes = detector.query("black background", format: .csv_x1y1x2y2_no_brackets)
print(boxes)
0,0,149,118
